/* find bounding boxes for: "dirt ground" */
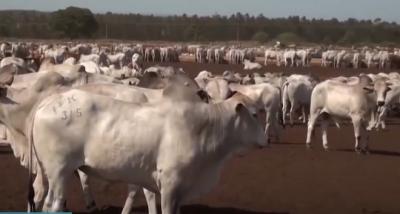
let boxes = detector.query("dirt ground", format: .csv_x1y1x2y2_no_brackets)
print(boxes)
1,63,400,214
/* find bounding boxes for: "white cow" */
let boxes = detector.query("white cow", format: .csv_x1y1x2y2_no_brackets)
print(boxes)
79,54,100,64
264,49,283,66
229,83,282,143
28,88,266,213
194,70,213,89
0,56,26,68
306,78,391,153
321,50,338,67
204,78,233,102
282,75,317,125
243,59,262,70
283,50,296,67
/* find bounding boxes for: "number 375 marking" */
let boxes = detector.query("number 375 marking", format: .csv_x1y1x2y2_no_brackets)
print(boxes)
61,108,82,120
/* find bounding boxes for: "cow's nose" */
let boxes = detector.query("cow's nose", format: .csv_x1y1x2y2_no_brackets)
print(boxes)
377,101,385,107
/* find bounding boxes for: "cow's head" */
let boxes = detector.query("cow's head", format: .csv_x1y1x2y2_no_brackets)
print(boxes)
364,78,392,106
374,79,392,107
229,92,267,148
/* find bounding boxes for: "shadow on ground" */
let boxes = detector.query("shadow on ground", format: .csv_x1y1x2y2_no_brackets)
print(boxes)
75,205,288,214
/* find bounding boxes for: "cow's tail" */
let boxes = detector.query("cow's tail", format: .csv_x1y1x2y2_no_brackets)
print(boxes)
27,101,41,212
280,81,290,128
277,85,285,129
27,114,35,212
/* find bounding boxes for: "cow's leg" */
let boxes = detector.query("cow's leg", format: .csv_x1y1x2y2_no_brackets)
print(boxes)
352,116,363,153
160,178,181,214
362,123,370,154
302,106,308,124
264,110,271,144
0,124,6,140
49,171,68,212
377,107,387,130
289,101,298,126
144,188,158,214
121,185,140,214
306,111,319,149
42,187,54,212
33,168,47,210
320,114,330,151
77,170,97,212
282,99,288,126
272,114,282,143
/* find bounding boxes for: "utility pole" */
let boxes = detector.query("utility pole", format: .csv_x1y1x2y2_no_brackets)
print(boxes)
236,23,240,46
105,23,109,39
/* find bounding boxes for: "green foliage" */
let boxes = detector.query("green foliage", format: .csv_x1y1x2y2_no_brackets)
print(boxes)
49,7,98,39
276,32,303,43
252,31,269,43
1,9,400,45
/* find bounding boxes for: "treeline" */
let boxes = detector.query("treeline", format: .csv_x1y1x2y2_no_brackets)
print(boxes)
1,8,400,45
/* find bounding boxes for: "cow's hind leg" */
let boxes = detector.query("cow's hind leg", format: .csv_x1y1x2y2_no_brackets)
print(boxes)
264,110,271,144
144,188,158,214
121,185,140,214
289,102,298,126
306,110,320,149
77,170,97,212
33,167,47,210
160,183,181,214
42,187,53,212
49,170,68,212
320,113,330,151
352,116,363,154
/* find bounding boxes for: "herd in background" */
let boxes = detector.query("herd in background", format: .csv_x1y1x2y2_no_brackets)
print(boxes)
0,40,399,213
3,41,400,76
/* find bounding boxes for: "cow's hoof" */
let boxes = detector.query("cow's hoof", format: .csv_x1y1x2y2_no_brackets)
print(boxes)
323,147,330,152
306,144,312,150
362,148,371,155
86,201,98,213
355,148,363,154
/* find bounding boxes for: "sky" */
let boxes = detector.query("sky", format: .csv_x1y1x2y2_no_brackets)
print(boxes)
0,0,399,23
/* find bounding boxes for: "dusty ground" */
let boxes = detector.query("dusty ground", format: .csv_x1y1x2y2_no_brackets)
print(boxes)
1,63,400,214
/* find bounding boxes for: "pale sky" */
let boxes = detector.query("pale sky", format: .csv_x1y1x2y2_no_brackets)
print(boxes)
0,0,399,23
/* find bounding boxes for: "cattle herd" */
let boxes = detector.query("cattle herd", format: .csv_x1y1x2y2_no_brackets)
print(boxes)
0,40,400,213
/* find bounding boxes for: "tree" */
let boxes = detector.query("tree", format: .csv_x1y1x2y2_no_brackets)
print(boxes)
276,32,303,43
252,31,269,43
50,6,98,39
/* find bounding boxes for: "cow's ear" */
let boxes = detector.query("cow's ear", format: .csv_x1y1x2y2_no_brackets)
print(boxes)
235,103,245,113
363,87,374,94
197,90,210,103
227,90,238,99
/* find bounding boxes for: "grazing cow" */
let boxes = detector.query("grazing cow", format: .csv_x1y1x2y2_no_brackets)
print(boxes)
306,78,391,153
243,59,262,70
28,85,266,213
